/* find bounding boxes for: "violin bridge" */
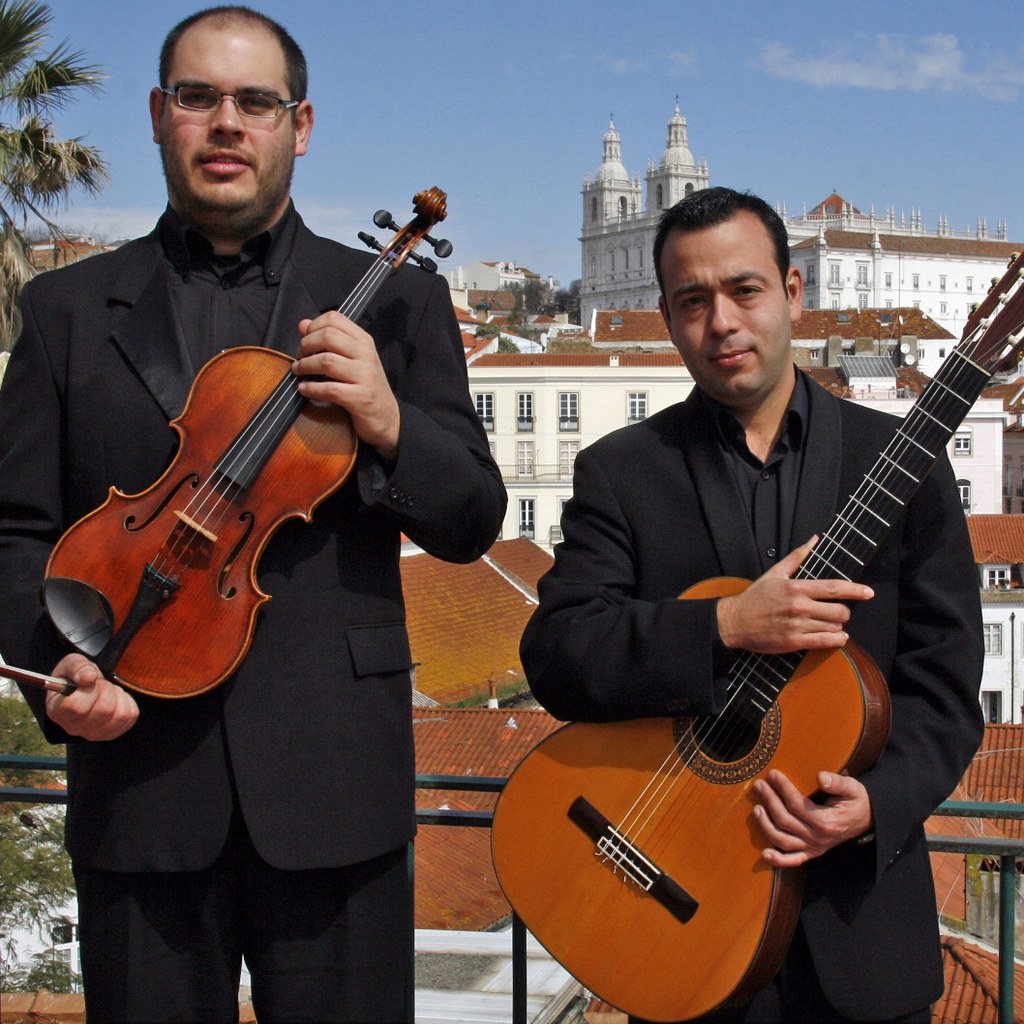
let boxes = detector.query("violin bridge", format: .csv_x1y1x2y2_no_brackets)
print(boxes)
174,510,218,543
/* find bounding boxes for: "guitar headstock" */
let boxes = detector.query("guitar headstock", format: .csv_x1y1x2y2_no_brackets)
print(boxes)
961,250,1024,375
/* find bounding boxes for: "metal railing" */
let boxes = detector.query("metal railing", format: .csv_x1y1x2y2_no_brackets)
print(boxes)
2,756,1022,1024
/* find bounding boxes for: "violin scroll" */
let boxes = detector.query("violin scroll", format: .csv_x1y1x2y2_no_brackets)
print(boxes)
358,186,453,275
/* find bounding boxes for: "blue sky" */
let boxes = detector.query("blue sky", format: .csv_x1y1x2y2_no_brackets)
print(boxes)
35,0,1024,290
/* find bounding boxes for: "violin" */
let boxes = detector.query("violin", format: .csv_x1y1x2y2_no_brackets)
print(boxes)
41,188,453,699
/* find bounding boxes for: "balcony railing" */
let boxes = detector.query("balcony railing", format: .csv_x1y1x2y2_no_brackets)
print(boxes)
498,464,574,483
2,755,1021,1024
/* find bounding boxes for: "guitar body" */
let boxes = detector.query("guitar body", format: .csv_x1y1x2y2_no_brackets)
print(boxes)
491,578,890,1022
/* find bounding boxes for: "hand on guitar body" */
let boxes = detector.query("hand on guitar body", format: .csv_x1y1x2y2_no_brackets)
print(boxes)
716,536,874,654
753,768,873,867
293,311,401,463
716,537,876,865
45,653,139,741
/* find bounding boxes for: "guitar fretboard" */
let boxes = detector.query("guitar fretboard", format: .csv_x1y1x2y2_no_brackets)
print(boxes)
800,350,992,586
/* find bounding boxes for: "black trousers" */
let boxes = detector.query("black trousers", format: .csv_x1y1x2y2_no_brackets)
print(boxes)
629,923,932,1024
73,812,413,1024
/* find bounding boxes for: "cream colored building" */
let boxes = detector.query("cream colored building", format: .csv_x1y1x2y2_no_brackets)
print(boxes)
467,351,1003,550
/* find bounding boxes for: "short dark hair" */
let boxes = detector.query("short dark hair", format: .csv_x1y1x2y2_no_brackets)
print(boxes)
653,187,790,294
159,5,308,102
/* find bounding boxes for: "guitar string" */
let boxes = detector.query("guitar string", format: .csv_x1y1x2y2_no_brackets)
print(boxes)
603,268,1024,860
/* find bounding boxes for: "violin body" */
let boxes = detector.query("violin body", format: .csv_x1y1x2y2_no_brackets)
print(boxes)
41,187,450,698
44,346,358,697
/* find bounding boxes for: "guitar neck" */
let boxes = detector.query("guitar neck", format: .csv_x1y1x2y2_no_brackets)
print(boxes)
725,249,1024,709
799,350,992,585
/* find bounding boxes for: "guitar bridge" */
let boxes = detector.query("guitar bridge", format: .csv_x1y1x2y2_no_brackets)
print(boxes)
567,795,698,923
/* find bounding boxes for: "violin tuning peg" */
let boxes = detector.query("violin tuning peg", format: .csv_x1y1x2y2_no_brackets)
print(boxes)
358,231,382,252
419,256,438,274
432,238,453,259
373,209,394,229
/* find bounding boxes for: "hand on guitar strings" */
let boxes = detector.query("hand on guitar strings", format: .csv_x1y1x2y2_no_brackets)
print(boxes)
752,768,874,867
716,536,874,655
44,653,139,742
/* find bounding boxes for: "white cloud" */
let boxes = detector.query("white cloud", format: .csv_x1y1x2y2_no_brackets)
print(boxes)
758,33,1024,101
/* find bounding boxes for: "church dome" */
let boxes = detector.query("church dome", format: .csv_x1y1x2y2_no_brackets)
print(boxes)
596,117,630,182
659,100,694,170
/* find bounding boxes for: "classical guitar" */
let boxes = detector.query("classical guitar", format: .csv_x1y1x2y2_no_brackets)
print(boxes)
491,250,1024,1022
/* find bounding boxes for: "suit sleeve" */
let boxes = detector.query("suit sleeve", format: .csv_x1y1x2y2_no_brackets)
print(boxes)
855,452,984,877
0,283,74,738
355,272,505,563
520,440,728,722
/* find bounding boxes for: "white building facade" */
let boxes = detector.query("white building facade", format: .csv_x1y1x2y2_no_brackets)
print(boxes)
791,221,1019,339
580,103,708,326
467,355,1004,551
579,109,1019,338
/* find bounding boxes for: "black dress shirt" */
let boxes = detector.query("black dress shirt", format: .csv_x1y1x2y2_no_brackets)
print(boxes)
702,370,808,574
158,203,299,370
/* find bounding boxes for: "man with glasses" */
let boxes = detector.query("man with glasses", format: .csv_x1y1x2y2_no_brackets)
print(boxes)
0,6,505,1023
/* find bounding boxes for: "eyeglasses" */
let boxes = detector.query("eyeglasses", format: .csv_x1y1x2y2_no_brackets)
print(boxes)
161,85,299,119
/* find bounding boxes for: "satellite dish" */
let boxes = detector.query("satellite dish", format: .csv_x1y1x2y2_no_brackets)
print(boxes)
903,353,917,366
900,342,911,354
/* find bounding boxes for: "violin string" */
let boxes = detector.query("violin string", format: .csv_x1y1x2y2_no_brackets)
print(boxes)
148,249,399,580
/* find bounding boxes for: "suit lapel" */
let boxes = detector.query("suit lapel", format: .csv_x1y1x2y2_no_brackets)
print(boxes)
108,237,194,421
791,373,844,549
676,392,763,579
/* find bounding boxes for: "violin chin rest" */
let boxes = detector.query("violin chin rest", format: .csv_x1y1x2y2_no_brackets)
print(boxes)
42,577,114,658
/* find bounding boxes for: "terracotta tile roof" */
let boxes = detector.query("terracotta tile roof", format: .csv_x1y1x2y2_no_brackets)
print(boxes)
793,307,955,341
803,365,929,398
958,724,1024,838
982,379,1024,413
467,289,515,313
414,706,561,782
929,725,1024,927
485,535,554,594
804,192,865,218
413,706,563,930
462,331,494,362
791,229,1021,260
934,935,1024,1024
592,310,670,345
471,351,684,368
402,539,550,705
967,516,1024,565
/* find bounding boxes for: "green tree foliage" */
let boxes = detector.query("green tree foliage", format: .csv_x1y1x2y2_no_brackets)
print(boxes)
5,947,77,992
0,0,108,351
0,692,73,991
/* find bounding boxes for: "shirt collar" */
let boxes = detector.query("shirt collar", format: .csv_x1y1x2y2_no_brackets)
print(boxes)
701,368,808,459
157,200,298,284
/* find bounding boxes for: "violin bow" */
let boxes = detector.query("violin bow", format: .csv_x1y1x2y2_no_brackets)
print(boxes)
0,662,76,695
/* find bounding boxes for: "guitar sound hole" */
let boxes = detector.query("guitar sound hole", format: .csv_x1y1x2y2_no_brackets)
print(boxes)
674,703,782,785
698,713,761,762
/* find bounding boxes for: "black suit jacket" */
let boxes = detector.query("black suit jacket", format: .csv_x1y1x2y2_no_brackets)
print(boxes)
520,374,983,1019
0,211,506,873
